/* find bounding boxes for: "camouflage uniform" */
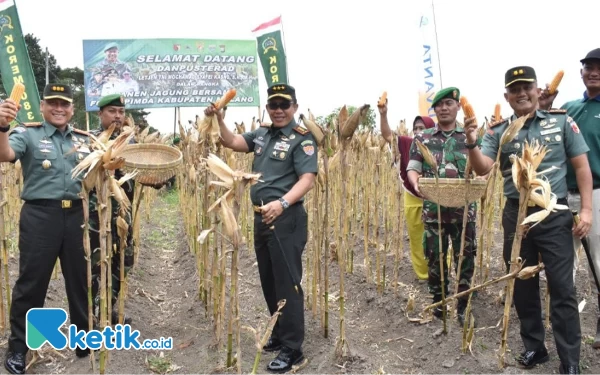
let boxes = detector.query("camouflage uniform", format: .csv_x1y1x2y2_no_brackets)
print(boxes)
407,125,479,296
89,129,135,312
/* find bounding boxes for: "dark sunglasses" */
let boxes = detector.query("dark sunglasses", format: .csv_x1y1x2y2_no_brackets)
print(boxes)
267,101,292,110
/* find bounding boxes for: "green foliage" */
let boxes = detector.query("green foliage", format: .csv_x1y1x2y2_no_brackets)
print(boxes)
315,105,376,132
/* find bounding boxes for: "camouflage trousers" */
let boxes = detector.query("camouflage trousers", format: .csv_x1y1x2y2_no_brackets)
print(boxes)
89,203,134,311
423,222,477,297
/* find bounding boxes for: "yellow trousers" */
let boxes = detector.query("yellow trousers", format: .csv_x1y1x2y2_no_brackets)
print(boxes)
404,192,428,280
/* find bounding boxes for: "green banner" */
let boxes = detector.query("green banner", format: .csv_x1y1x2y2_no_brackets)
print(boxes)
256,30,288,86
0,0,42,123
82,38,260,111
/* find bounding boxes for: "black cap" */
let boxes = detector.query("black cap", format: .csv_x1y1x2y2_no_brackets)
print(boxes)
581,48,600,64
505,66,537,87
267,83,296,102
43,83,73,103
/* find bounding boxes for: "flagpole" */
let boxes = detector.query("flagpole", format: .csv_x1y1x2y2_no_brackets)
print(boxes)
431,0,443,87
279,14,290,83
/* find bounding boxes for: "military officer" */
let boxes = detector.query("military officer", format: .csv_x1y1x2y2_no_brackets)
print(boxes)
406,87,480,326
89,93,135,326
95,42,131,78
539,48,600,350
0,84,92,374
466,66,592,374
204,83,317,373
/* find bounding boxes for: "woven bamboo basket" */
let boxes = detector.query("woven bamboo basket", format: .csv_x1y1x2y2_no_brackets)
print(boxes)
419,177,487,207
120,144,183,186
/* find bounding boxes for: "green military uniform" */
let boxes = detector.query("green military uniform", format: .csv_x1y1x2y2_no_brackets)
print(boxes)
6,84,91,358
88,94,135,324
481,66,588,368
95,43,131,78
407,98,480,299
241,84,318,353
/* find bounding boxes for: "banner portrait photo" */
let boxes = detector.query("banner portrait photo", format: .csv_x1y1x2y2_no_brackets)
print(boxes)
82,38,260,111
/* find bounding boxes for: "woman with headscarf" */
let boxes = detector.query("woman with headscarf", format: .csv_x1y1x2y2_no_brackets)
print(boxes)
378,98,435,281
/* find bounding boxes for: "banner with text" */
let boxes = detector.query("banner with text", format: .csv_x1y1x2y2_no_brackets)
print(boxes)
252,16,288,86
417,6,442,122
0,0,42,122
82,38,260,111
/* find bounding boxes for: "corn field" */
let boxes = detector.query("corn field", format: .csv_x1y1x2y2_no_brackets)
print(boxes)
0,108,561,373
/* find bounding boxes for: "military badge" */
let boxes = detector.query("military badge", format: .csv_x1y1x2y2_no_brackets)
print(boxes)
303,145,315,156
568,117,580,134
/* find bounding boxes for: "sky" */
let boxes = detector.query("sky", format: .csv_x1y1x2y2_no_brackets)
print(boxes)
12,0,600,134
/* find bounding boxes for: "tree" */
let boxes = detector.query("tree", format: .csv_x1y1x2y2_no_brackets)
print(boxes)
316,105,376,132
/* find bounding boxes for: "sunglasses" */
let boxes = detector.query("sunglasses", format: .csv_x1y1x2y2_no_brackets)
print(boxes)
267,101,292,110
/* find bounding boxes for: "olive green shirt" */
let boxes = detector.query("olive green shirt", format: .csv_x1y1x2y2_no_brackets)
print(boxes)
481,110,589,199
561,94,600,191
242,120,318,206
9,122,91,201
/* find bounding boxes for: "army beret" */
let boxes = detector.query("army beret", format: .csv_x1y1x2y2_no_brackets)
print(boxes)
431,87,460,107
267,83,297,102
43,83,73,103
505,66,536,87
98,94,125,109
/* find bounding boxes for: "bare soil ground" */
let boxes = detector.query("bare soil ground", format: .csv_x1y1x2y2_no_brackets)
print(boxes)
0,189,598,374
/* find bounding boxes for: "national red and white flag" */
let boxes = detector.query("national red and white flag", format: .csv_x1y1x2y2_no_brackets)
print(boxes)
0,0,15,11
251,15,282,36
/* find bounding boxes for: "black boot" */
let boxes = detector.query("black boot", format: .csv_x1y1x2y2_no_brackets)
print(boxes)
432,294,447,319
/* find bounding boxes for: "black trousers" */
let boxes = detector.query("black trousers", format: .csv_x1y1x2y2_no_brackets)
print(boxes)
8,201,89,353
254,203,307,350
502,199,580,366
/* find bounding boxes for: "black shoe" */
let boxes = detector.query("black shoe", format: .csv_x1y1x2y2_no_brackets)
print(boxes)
263,337,282,352
75,348,89,358
456,299,476,327
111,311,132,325
4,351,26,374
267,346,304,373
559,364,580,374
516,348,549,369
432,294,447,319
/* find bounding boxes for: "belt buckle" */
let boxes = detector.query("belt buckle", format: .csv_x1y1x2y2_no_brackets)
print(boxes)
61,200,72,209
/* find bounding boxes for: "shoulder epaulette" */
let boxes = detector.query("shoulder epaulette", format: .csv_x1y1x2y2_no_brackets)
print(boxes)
293,126,309,135
23,122,42,127
548,108,567,114
489,118,508,128
72,128,90,136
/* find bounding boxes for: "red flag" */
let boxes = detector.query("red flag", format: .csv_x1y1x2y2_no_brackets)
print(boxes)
251,16,281,33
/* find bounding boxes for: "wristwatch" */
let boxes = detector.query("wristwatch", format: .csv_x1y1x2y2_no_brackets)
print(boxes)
465,142,478,149
0,126,10,133
278,197,290,210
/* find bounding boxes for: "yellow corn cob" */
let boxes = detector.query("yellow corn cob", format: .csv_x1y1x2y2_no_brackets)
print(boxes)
461,96,476,119
548,70,564,95
10,83,25,104
494,103,501,121
8,83,25,121
377,91,387,107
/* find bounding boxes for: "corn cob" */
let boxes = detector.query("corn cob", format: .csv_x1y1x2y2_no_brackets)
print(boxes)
337,105,349,133
461,96,476,119
299,114,325,146
494,103,501,121
340,104,370,139
9,83,25,104
548,70,564,95
8,83,25,121
377,91,387,107
214,88,236,110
